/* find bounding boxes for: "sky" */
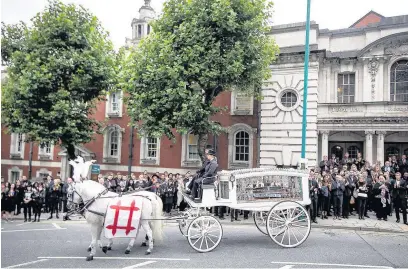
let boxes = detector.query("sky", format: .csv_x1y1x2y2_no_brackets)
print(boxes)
1,0,408,49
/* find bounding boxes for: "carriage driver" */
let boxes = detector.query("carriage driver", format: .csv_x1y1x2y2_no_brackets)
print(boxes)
189,149,219,200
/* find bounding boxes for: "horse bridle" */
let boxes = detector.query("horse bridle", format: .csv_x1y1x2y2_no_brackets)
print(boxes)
66,182,109,217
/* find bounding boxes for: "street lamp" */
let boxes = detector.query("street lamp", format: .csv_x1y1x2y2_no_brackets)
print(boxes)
301,0,311,162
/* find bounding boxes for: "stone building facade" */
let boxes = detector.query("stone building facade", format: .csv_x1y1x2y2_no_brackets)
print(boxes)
1,1,258,182
260,11,408,168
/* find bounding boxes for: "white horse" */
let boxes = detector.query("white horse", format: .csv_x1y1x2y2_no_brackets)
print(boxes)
68,179,164,261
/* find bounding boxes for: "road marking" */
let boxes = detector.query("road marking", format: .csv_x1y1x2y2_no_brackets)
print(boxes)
6,259,49,268
2,228,67,233
122,261,157,269
279,266,294,269
16,222,32,226
52,222,62,229
38,256,190,261
271,261,393,269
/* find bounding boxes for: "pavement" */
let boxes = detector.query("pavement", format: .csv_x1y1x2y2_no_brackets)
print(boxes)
5,209,408,234
1,220,407,268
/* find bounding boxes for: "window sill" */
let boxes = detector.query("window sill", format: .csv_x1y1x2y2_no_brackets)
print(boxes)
228,162,250,170
10,153,23,160
181,160,202,168
231,110,253,116
39,155,52,161
140,159,158,165
103,157,120,164
107,112,121,118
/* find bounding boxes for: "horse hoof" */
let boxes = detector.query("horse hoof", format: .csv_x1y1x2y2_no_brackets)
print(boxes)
87,247,91,252
125,250,130,254
145,251,151,255
141,242,147,247
102,246,108,254
107,247,112,251
86,256,93,261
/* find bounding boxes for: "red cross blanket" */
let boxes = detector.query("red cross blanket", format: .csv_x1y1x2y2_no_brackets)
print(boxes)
104,196,143,239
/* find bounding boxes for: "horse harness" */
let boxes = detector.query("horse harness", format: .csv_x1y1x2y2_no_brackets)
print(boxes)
67,185,154,218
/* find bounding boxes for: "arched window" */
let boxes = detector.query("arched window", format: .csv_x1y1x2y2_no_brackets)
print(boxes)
331,145,343,161
228,123,254,169
385,147,399,158
347,146,360,159
109,131,119,157
390,60,408,102
103,125,124,163
234,131,249,162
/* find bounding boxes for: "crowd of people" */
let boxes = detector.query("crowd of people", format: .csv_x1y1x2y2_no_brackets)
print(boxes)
1,176,73,222
3,153,406,225
309,153,408,225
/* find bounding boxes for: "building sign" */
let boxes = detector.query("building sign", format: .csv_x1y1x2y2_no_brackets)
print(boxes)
91,164,100,174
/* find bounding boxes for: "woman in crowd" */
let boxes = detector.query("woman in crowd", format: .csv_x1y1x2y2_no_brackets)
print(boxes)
1,183,6,221
47,178,61,219
32,183,45,222
15,180,24,215
356,176,368,220
320,176,330,219
23,184,34,222
4,183,16,222
373,175,390,221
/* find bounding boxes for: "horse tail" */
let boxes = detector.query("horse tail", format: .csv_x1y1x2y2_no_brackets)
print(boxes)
151,194,164,243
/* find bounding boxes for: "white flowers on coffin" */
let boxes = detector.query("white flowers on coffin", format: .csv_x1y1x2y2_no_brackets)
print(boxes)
69,156,97,182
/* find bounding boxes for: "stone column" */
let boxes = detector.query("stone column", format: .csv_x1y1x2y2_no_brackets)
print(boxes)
365,131,375,165
320,130,330,160
376,131,386,166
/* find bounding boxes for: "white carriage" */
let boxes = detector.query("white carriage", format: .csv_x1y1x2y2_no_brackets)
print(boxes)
179,164,311,253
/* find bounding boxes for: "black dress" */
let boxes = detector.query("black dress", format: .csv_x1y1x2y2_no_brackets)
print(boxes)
1,191,6,212
4,190,16,213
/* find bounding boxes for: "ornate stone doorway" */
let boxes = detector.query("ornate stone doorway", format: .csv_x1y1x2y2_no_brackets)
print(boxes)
58,145,95,181
329,142,364,161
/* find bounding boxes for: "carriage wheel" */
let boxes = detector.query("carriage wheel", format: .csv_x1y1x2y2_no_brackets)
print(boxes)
253,211,268,235
266,201,311,248
187,216,223,253
179,208,201,237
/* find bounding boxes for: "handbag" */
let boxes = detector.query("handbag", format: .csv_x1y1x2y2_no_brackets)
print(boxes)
350,196,355,205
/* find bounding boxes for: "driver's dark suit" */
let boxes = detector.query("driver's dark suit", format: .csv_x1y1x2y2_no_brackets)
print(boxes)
191,158,218,199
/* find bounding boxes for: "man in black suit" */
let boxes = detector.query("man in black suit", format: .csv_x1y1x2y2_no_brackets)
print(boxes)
190,149,218,200
391,172,407,225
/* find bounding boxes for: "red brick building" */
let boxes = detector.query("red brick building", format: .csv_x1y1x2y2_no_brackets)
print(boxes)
1,1,259,183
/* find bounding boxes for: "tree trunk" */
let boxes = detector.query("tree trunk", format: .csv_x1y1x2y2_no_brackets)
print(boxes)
197,133,209,163
66,144,76,160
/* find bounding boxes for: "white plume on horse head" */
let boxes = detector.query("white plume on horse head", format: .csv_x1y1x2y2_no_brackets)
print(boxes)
75,155,85,163
69,155,96,182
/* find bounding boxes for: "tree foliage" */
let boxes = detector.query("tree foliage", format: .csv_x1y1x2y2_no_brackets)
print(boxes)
121,0,279,160
1,0,116,158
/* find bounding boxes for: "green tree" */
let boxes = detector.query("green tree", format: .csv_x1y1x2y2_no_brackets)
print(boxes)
1,0,116,159
121,0,278,161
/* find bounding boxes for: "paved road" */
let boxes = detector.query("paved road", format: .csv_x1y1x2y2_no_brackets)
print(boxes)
1,220,407,268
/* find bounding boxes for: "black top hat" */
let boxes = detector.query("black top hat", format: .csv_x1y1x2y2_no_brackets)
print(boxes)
207,149,216,156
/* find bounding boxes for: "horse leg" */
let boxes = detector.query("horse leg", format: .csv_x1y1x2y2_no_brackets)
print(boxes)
141,220,153,255
88,226,102,252
125,238,136,254
141,234,148,247
102,239,113,253
96,225,103,251
86,225,98,261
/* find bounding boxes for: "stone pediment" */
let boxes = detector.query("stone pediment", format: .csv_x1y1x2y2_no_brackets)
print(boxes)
358,32,408,58
58,145,94,157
